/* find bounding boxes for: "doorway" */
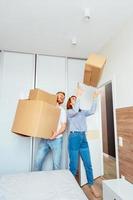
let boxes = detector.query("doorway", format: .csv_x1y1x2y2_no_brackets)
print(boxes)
100,81,117,179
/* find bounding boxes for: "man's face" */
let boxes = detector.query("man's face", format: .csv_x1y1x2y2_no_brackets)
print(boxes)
57,93,65,105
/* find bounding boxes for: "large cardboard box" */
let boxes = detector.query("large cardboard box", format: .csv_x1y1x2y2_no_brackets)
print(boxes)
83,53,106,87
12,100,60,139
29,88,57,106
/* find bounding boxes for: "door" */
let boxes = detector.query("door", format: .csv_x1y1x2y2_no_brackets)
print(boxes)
33,55,67,170
67,58,103,186
79,85,103,186
0,51,35,174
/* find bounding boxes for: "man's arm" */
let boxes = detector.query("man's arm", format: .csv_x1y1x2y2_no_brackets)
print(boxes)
49,108,67,140
49,122,66,140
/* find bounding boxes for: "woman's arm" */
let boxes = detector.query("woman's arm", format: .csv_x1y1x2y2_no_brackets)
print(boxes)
83,99,97,116
67,83,85,117
83,91,99,116
67,99,80,118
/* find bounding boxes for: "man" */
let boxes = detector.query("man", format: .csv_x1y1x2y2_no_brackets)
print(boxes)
35,91,66,171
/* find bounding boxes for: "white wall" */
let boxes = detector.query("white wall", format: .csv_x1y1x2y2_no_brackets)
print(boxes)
0,51,3,98
99,17,133,108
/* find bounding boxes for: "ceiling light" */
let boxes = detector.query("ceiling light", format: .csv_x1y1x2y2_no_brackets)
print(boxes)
84,8,90,19
71,37,77,45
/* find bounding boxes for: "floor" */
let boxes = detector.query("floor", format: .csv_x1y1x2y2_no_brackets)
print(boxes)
82,177,103,200
81,155,117,200
103,154,117,179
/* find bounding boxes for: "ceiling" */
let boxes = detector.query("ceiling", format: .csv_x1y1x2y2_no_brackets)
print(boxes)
0,0,133,58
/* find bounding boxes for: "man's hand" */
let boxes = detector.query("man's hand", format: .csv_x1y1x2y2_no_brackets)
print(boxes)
49,131,58,140
49,123,66,140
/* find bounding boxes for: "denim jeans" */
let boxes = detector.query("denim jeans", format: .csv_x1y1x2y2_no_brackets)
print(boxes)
35,137,63,171
68,131,94,185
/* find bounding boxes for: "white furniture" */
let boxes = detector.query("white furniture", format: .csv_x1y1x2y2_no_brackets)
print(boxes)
0,52,87,174
34,55,67,170
103,179,133,200
0,170,88,200
0,51,103,177
0,51,34,174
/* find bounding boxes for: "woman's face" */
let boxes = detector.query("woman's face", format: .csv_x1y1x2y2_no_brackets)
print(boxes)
70,96,77,106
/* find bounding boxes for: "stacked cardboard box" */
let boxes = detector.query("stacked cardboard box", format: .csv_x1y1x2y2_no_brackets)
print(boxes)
83,53,106,87
12,89,60,139
29,88,57,105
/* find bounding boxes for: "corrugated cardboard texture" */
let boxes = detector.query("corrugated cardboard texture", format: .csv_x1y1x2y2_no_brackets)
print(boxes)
12,100,60,139
83,53,106,87
29,89,57,105
86,53,106,68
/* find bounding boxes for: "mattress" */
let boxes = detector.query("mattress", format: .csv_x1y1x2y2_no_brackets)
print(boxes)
0,170,88,200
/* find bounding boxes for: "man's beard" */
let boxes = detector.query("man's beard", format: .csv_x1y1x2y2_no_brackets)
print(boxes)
57,100,63,105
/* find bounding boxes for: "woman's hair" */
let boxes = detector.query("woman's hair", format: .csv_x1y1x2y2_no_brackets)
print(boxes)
66,96,76,109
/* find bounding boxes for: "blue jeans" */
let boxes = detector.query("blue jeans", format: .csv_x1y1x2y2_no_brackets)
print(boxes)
68,131,94,185
35,137,63,171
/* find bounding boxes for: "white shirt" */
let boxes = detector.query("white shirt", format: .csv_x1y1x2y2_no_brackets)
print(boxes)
56,106,66,138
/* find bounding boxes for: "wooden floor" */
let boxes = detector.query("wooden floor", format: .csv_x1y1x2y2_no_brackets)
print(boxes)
81,155,117,200
82,177,103,200
103,155,117,179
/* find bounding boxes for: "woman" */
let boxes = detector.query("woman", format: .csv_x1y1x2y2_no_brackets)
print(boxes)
67,88,100,198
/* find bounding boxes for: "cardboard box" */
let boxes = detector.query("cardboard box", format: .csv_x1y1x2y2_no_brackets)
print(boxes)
12,100,60,139
83,53,106,87
29,89,57,105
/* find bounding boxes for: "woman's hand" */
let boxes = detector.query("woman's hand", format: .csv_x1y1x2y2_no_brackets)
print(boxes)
92,91,100,99
75,82,84,97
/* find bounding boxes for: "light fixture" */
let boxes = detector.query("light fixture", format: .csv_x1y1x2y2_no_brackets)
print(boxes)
84,8,90,20
71,37,77,45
